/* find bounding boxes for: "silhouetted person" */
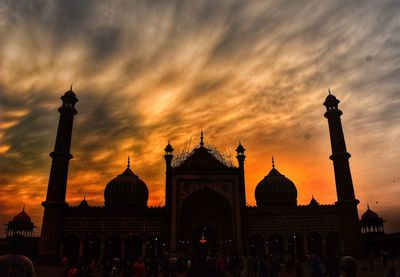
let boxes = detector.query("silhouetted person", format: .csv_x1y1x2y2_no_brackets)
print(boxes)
132,258,146,277
339,256,357,277
295,260,303,277
325,253,340,277
258,255,269,277
0,236,35,277
368,252,375,271
310,254,322,277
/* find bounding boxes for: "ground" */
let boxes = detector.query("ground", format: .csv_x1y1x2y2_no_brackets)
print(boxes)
34,258,398,276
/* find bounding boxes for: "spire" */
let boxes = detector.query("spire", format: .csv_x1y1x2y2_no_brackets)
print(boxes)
272,156,275,168
22,204,25,212
328,88,331,95
70,83,73,91
367,203,370,209
127,156,131,168
200,129,204,147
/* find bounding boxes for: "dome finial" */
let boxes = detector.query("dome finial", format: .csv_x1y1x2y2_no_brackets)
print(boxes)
328,88,331,95
272,156,275,168
70,83,73,91
127,156,131,168
200,129,204,147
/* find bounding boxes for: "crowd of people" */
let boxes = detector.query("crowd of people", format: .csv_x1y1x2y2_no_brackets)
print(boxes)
59,251,399,277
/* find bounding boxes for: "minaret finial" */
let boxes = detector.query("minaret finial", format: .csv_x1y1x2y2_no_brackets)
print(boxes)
127,156,131,168
200,129,204,147
272,156,275,168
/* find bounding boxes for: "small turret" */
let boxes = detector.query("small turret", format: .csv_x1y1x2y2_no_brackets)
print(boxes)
235,141,246,169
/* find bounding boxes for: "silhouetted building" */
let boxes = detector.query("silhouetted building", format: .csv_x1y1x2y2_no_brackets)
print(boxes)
5,206,36,238
1,208,39,259
359,205,400,258
39,88,363,263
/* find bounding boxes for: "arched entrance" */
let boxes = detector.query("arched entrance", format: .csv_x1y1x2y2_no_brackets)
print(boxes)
145,235,164,260
326,231,341,255
191,225,217,258
268,233,284,259
83,235,101,261
307,232,322,255
249,233,265,257
105,235,121,260
63,235,80,264
125,235,142,261
288,233,304,260
180,188,233,257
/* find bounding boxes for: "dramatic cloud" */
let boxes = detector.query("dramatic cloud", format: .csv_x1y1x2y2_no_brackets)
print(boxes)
0,0,399,234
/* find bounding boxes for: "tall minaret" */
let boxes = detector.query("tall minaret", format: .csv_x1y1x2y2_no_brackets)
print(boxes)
39,87,78,262
323,90,357,203
164,140,174,252
324,89,361,255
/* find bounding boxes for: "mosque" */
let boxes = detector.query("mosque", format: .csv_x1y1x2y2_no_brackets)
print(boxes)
36,88,365,263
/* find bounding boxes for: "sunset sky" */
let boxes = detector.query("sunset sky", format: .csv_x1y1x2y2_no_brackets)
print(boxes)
0,0,399,236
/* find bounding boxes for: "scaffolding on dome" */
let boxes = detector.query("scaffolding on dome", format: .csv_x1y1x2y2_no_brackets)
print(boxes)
172,143,234,168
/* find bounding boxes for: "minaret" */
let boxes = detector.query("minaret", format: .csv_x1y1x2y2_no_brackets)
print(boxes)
235,141,248,252
39,87,78,262
323,90,357,203
235,141,246,206
164,140,174,252
235,141,246,170
323,89,361,254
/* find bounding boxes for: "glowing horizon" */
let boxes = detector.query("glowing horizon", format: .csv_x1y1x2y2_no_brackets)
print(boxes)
0,0,399,235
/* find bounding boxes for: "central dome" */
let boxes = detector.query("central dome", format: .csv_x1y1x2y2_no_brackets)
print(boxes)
255,163,297,208
104,164,149,208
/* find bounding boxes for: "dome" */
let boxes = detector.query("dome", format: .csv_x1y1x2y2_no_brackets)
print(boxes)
323,89,340,107
164,142,174,153
104,166,149,208
361,206,380,222
309,196,319,207
13,207,31,223
78,197,89,208
255,165,297,208
235,143,245,153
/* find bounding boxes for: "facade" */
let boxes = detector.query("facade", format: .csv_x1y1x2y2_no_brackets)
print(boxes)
39,88,362,263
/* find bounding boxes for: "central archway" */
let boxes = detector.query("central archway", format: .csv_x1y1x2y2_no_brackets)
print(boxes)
180,188,233,256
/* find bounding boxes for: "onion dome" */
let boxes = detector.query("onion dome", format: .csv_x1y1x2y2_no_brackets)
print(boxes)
361,205,380,222
104,158,149,208
235,143,245,153
164,141,174,153
13,206,31,223
255,157,297,208
78,197,89,208
323,88,340,106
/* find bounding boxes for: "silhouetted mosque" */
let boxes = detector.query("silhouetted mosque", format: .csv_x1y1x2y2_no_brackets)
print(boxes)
36,88,389,263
